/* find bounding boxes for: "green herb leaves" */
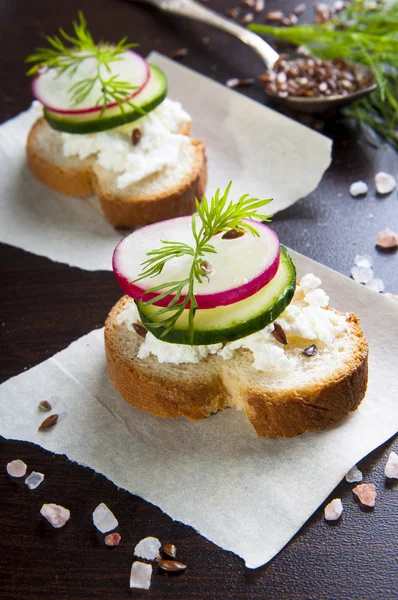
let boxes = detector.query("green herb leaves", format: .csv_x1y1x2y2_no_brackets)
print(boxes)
251,0,398,149
134,183,273,344
26,12,139,113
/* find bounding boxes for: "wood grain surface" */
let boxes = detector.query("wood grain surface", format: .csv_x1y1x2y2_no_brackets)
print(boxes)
0,1,397,598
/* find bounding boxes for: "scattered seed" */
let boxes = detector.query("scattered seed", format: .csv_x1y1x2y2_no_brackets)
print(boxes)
200,260,213,274
222,228,245,239
133,322,148,339
375,171,397,195
226,7,240,19
352,483,377,507
226,77,255,88
302,344,318,357
105,532,121,546
271,323,287,345
38,414,58,431
158,559,187,572
168,48,188,60
241,12,254,23
265,10,285,22
162,543,177,558
6,459,27,478
38,400,52,412
132,128,142,146
293,3,307,15
324,498,343,521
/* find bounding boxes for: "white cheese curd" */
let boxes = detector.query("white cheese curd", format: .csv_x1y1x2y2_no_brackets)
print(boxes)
61,98,191,189
116,274,348,375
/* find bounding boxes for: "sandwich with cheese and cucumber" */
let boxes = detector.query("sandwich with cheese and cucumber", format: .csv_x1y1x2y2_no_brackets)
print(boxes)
25,13,206,228
105,184,369,438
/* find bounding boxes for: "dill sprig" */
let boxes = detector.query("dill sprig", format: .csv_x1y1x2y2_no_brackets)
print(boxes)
134,183,273,344
251,0,398,149
26,12,139,113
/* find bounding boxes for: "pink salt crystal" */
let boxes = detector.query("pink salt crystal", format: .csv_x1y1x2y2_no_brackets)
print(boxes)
40,503,70,528
375,229,398,249
6,459,27,478
105,532,121,546
352,483,377,507
324,498,343,521
384,451,398,479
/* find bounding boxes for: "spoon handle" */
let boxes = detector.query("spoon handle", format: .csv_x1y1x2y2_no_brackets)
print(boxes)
134,0,279,68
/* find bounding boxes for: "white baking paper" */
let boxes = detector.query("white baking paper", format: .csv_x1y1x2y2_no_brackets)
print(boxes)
1,252,397,568
0,53,332,271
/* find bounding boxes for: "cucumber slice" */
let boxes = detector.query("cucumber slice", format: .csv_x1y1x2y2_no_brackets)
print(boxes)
137,246,296,346
43,65,167,134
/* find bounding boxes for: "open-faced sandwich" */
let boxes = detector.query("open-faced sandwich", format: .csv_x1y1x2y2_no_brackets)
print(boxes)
26,13,206,228
105,184,369,438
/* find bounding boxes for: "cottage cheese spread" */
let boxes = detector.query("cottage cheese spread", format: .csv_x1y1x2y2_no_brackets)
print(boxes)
61,98,191,189
116,274,348,375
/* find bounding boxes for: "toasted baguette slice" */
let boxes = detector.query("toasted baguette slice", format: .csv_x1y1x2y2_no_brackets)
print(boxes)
26,117,206,228
105,296,369,438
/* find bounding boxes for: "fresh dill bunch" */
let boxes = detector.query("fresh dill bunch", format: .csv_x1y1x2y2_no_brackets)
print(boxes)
251,0,398,149
26,11,139,113
134,183,273,344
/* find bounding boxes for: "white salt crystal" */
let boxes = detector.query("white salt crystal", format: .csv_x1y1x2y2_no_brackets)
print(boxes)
384,451,398,479
134,536,161,560
130,561,152,590
354,254,373,268
375,172,396,195
40,503,70,528
92,503,118,533
345,465,363,483
6,459,27,478
324,498,343,521
25,471,44,490
366,278,385,293
349,181,368,197
350,266,373,284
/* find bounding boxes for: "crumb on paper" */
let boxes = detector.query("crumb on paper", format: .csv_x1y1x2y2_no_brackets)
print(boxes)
6,459,27,478
384,451,398,479
40,503,70,528
352,483,377,507
324,498,343,521
134,536,161,561
345,465,363,483
130,561,152,590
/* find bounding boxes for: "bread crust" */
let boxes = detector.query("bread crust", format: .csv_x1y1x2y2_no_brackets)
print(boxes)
26,118,206,228
104,297,369,438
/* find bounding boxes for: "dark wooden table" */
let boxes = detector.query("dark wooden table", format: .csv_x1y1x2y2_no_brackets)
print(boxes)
1,1,397,598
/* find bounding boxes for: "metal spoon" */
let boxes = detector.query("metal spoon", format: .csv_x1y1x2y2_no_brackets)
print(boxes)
131,0,377,114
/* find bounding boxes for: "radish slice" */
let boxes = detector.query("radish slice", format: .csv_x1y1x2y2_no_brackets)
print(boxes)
32,50,149,114
113,216,280,310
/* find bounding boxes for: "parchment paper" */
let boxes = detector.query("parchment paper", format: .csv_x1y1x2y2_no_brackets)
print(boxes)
1,251,397,568
0,53,332,271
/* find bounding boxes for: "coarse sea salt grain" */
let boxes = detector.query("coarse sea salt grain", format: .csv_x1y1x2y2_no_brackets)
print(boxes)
40,503,70,528
130,561,152,590
354,254,373,268
324,498,343,521
349,181,368,197
134,536,161,561
350,266,373,285
352,483,377,507
375,172,397,195
345,465,363,483
365,278,385,293
375,229,398,249
25,471,44,490
105,532,121,546
384,451,398,479
6,459,27,478
92,503,118,533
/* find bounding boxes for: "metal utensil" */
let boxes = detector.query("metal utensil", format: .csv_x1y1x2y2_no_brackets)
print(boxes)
131,0,377,114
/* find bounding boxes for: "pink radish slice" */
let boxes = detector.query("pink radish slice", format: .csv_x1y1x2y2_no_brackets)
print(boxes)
113,217,280,310
32,50,150,115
